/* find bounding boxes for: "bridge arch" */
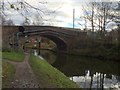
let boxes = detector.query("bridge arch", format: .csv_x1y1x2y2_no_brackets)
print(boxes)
18,31,68,52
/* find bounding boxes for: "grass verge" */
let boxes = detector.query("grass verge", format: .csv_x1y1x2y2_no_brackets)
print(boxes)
2,51,24,62
2,60,15,88
29,55,79,88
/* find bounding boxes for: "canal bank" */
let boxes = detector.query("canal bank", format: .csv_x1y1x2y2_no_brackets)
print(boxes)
2,51,79,88
29,54,79,88
34,49,120,89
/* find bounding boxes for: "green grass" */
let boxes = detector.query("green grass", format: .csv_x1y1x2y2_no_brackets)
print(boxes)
2,51,24,62
29,55,79,88
2,61,15,88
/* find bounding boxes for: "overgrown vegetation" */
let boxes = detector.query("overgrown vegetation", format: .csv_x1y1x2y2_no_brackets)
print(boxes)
29,55,79,88
2,61,15,88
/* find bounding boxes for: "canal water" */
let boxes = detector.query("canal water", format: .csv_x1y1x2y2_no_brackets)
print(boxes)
33,49,120,89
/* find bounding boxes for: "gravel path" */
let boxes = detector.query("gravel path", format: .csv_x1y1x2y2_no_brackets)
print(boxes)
8,53,41,88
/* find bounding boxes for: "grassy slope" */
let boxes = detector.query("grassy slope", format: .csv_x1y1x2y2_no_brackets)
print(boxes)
2,51,24,87
2,51,24,62
2,61,15,88
29,55,79,88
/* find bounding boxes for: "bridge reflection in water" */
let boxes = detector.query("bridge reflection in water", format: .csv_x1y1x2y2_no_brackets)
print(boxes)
33,49,120,89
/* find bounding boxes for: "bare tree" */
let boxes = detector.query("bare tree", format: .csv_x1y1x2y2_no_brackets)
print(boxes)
80,2,96,32
0,0,57,25
80,1,119,33
95,2,111,32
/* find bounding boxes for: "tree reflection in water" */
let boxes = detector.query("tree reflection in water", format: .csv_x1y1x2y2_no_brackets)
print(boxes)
33,49,120,89
70,70,120,89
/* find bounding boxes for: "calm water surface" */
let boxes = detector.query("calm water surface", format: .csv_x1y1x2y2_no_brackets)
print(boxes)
33,49,120,89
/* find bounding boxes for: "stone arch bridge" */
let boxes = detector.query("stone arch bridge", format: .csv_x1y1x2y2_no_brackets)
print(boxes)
2,26,87,53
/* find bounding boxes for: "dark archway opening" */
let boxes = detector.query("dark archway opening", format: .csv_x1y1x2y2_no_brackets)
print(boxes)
41,35,67,52
19,34,67,52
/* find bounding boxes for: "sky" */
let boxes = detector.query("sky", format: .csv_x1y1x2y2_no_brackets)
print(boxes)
3,0,85,27
1,0,120,30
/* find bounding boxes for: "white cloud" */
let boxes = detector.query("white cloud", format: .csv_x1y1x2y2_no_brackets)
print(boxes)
52,0,84,28
2,0,119,30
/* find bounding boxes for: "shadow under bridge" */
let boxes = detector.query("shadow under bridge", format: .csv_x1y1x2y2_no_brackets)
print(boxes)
15,29,73,52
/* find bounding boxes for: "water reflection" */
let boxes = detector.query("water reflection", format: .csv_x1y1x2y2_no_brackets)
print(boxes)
33,49,120,89
70,70,120,89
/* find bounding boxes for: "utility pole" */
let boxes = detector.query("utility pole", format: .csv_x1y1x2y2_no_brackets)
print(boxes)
73,8,75,29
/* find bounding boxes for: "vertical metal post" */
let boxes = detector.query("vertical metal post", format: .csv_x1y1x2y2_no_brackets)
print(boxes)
38,37,41,55
85,17,87,30
38,41,41,55
39,41,41,49
73,8,75,29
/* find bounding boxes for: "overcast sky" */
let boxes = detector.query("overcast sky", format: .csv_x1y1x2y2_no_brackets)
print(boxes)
2,0,119,30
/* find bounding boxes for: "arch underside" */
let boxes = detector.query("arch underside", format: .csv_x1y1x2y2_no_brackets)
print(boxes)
41,35,67,52
20,33,67,52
